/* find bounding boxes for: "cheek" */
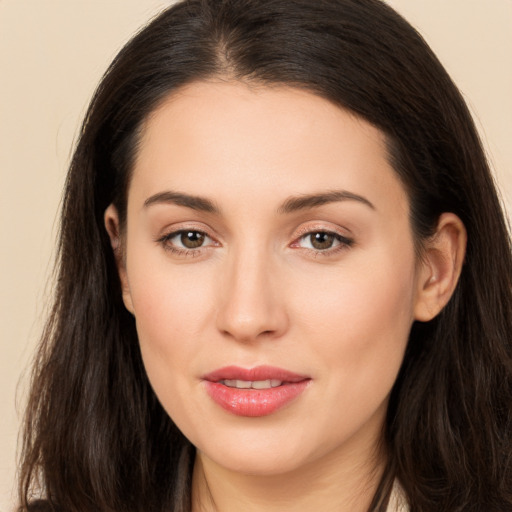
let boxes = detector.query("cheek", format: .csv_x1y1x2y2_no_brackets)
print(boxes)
125,247,216,399
295,250,416,393
130,276,214,429
286,255,416,447
127,239,214,333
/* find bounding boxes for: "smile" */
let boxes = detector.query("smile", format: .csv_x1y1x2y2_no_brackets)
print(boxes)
203,366,311,417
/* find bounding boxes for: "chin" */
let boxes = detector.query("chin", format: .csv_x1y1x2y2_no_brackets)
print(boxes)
206,448,312,477
192,422,339,478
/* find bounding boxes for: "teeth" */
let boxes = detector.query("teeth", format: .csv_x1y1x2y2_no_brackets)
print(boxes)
224,379,251,389
252,379,277,390
222,379,283,389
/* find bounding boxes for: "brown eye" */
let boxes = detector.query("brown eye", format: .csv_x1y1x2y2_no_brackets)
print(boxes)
293,230,353,253
180,231,205,248
158,229,217,255
309,232,336,250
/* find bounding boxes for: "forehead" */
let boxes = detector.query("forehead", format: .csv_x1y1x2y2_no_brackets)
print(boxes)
129,80,408,217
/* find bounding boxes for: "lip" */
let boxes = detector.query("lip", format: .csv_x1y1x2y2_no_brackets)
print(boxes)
202,365,311,417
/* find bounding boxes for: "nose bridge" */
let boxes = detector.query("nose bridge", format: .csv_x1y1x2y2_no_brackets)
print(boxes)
216,240,288,342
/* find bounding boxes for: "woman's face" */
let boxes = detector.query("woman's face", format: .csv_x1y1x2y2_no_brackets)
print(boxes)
112,81,429,477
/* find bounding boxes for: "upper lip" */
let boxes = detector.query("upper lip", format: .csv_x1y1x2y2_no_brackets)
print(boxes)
202,365,310,383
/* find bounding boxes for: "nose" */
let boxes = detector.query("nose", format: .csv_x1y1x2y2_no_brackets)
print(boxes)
215,248,289,343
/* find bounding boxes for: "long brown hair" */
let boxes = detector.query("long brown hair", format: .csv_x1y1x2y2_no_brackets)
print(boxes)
19,1,512,511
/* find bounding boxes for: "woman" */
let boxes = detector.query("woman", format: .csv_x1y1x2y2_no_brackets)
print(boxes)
18,0,512,511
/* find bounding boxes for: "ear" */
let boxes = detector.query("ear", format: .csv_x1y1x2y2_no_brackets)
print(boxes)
414,212,467,322
104,204,135,315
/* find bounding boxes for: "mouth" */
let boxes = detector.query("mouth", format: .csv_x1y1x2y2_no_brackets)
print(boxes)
202,365,311,417
219,379,283,389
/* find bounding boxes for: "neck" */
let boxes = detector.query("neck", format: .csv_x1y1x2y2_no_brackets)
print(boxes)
191,435,387,512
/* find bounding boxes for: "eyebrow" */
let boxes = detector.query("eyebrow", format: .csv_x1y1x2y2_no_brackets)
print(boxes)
143,189,375,215
143,191,219,213
278,190,375,214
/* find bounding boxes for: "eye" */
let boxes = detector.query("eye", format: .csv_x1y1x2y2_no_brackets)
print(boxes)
176,230,207,249
158,229,216,252
305,232,337,250
293,230,353,252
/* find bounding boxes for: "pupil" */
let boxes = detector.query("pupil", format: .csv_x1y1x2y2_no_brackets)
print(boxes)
181,231,205,249
311,232,334,250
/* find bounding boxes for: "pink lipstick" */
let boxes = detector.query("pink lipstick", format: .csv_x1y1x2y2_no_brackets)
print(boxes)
202,365,311,417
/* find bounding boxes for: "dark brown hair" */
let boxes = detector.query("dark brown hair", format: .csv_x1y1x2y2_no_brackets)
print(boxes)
19,1,512,511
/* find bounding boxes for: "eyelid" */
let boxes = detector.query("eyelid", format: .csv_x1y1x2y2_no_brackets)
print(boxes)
292,222,353,240
155,221,219,240
162,229,214,245
155,223,221,255
289,223,355,253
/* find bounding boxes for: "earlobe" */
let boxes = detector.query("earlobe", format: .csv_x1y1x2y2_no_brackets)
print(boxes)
104,204,135,315
414,213,467,322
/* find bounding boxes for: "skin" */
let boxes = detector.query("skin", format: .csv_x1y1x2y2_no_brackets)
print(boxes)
105,81,466,512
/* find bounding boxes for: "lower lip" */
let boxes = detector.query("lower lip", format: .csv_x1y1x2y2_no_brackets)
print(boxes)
204,381,310,417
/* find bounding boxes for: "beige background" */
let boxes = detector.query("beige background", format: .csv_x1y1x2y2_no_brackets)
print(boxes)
1,1,511,510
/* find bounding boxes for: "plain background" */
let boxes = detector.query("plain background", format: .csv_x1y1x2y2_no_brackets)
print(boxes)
1,1,511,509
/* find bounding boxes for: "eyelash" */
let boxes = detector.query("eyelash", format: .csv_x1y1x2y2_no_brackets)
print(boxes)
156,227,354,258
157,229,218,257
290,228,354,256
